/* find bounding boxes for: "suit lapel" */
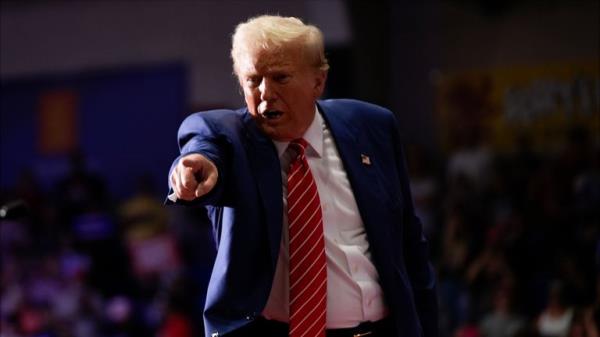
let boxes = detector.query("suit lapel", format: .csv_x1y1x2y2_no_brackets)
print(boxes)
241,112,283,269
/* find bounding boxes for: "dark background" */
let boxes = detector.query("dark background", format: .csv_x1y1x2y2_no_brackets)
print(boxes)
1,1,598,336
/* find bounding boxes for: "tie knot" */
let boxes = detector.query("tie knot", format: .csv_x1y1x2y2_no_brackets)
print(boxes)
289,138,309,155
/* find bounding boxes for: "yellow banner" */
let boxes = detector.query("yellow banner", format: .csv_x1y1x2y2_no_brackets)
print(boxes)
435,61,599,153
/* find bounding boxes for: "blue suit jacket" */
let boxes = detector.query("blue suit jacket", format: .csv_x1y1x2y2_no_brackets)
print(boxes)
170,99,438,337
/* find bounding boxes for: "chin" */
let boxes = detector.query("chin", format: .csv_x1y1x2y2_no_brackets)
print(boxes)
265,131,288,142
264,129,295,142
256,124,280,140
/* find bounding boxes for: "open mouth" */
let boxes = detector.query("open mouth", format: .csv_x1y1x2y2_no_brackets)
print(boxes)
262,110,283,120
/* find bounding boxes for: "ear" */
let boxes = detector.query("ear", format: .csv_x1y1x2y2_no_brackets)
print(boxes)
235,72,250,97
313,70,328,98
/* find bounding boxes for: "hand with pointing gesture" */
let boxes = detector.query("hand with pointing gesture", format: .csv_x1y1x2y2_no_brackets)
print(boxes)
170,153,218,201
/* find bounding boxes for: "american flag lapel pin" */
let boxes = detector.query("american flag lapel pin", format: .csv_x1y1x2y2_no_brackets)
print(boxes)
361,154,371,165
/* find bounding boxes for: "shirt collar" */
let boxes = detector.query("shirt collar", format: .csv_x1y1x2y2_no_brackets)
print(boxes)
273,106,323,158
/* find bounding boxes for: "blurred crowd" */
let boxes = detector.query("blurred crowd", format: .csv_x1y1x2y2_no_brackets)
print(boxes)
1,152,215,337
1,126,598,337
409,126,599,337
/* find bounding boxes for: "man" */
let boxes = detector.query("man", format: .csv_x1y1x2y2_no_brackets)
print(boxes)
168,15,438,337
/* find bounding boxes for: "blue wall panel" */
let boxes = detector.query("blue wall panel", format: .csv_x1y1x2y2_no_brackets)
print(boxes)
1,64,186,198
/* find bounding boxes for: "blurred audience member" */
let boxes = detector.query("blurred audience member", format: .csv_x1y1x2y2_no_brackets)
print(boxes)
158,274,198,337
536,281,575,337
479,285,525,337
567,306,599,337
119,174,168,242
447,129,493,194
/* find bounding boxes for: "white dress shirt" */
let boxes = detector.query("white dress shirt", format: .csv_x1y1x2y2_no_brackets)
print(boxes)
262,107,388,328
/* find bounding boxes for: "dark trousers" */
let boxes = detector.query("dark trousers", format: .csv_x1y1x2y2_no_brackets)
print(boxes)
225,317,394,337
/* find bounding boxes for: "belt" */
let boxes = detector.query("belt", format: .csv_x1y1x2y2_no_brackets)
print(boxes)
246,317,392,337
326,318,392,337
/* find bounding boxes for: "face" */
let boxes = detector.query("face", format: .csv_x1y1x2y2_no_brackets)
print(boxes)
236,44,327,141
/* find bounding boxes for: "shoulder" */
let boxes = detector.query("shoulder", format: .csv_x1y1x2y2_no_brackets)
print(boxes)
318,98,396,124
182,108,245,128
178,108,247,136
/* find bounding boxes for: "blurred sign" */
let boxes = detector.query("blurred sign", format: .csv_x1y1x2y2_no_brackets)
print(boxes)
128,234,180,276
435,61,599,153
38,89,78,155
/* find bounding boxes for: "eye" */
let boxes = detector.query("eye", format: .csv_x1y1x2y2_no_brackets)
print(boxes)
246,76,261,88
273,73,290,84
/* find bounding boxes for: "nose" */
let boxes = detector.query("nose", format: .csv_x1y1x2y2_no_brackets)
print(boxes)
259,78,276,102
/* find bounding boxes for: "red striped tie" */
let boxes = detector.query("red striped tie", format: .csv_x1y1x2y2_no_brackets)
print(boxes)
287,138,327,337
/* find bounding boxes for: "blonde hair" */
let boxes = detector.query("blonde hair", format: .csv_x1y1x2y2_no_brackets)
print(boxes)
231,15,329,75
